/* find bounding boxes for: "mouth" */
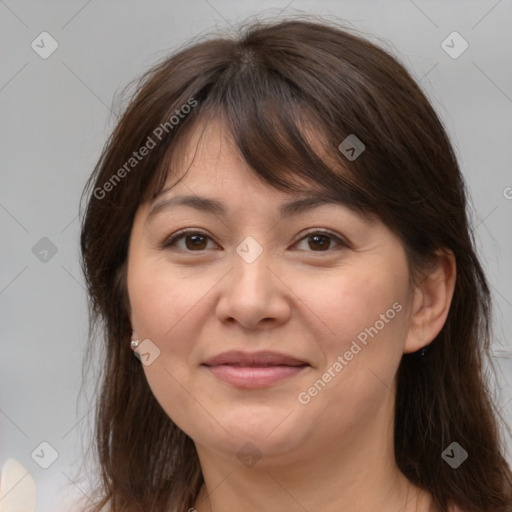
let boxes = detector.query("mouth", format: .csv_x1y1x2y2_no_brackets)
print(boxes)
202,351,310,388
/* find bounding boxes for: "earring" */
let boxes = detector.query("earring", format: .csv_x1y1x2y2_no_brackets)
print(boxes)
418,346,429,357
130,340,139,349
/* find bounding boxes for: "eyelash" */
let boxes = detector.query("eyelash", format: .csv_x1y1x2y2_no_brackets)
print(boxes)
161,228,349,254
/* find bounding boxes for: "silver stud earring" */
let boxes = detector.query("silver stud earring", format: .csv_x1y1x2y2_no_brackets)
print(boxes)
417,345,429,357
130,340,139,349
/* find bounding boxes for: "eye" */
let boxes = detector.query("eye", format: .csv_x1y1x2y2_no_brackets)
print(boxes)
161,229,348,253
162,229,218,252
292,229,348,252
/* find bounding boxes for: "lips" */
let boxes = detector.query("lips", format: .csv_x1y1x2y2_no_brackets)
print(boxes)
202,350,308,367
202,351,310,388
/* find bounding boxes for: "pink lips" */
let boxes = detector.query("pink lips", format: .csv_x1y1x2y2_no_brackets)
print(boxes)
202,351,310,388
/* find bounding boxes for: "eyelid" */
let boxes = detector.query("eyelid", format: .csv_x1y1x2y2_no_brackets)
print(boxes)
291,228,350,249
161,228,218,250
161,227,351,252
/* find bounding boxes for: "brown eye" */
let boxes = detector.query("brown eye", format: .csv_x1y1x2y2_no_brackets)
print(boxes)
162,229,348,254
163,230,217,252
184,234,208,250
294,230,346,252
307,234,331,251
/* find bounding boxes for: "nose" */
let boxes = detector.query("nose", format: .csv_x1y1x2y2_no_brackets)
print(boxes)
215,242,291,330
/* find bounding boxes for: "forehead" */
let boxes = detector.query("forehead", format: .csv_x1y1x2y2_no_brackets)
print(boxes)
141,108,377,227
161,114,330,199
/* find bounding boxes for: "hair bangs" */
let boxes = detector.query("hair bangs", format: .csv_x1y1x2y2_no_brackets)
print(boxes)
148,59,379,220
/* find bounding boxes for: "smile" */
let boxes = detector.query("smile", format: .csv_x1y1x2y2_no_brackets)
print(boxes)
203,364,309,388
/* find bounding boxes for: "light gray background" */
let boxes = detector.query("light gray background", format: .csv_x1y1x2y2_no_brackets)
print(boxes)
1,1,511,510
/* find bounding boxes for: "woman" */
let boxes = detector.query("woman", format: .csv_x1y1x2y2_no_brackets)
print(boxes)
79,16,512,512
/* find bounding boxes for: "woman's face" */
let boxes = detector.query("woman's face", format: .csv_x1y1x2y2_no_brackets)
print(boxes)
127,118,416,467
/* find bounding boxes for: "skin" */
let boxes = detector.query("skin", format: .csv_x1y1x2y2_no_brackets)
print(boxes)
126,117,456,512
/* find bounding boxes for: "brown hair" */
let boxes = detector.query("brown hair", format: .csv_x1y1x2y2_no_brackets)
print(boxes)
79,15,512,512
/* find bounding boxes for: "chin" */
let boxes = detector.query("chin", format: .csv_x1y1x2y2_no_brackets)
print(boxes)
194,408,309,461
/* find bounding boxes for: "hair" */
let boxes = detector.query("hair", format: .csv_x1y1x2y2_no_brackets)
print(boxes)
79,15,512,512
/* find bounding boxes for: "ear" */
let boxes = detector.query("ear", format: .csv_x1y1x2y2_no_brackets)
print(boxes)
404,249,456,354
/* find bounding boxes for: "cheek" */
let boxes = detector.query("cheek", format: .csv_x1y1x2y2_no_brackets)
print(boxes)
295,271,408,437
313,264,407,354
127,260,214,432
127,257,221,399
302,265,409,411
128,258,211,345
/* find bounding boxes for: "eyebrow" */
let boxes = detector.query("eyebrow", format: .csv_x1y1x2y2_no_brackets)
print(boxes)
147,193,349,221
